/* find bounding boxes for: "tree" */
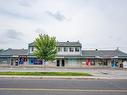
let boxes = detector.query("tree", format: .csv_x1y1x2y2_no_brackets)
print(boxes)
0,49,4,52
33,34,57,65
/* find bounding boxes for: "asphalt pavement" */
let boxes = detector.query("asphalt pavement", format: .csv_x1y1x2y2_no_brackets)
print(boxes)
0,79,127,95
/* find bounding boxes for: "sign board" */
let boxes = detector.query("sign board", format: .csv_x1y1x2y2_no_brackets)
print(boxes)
123,61,127,68
112,56,118,58
12,55,18,57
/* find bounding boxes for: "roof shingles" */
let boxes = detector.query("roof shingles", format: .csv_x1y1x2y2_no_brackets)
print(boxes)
29,41,82,47
0,49,28,56
82,50,127,58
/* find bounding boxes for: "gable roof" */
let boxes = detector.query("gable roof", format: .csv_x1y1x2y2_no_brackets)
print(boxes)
0,49,28,56
57,41,81,47
29,42,34,47
82,50,127,58
29,41,82,47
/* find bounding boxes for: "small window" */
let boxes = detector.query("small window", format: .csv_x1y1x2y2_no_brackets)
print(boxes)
75,47,80,52
69,47,74,52
31,47,34,51
58,47,60,52
64,47,68,52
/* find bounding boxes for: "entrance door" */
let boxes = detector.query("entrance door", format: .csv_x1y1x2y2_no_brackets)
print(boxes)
11,59,13,65
57,60,60,67
61,59,65,67
111,59,118,68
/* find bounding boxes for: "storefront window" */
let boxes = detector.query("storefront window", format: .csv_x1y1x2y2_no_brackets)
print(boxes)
91,60,95,65
98,59,108,66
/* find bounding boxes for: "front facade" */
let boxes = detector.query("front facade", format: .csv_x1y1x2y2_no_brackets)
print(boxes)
56,41,82,68
81,50,127,68
28,41,82,67
27,41,127,68
0,41,127,68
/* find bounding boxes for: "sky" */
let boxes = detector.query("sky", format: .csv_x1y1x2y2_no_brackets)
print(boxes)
0,0,127,52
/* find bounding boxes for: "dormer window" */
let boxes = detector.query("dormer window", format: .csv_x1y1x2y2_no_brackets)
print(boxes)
69,47,74,52
31,47,34,51
58,47,60,52
58,47,62,52
75,47,80,52
64,47,68,52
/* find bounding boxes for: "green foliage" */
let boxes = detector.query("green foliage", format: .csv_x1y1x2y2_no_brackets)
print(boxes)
0,72,92,76
0,49,4,52
33,34,57,61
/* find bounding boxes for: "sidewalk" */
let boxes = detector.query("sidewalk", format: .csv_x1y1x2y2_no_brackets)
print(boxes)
0,67,127,79
0,75,127,80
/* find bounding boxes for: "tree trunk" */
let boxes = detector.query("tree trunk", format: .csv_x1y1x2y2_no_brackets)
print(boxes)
43,60,46,68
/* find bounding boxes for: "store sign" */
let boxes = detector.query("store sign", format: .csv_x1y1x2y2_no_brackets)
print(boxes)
123,61,127,68
12,55,18,57
112,56,118,58
95,56,102,58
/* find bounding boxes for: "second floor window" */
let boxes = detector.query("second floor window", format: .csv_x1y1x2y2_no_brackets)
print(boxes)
75,47,80,52
31,47,34,51
69,47,74,52
58,47,62,52
64,47,68,52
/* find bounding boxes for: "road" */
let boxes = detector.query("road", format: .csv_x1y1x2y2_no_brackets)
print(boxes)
0,79,127,95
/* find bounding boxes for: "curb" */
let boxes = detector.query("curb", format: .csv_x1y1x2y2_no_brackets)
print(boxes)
0,75,127,80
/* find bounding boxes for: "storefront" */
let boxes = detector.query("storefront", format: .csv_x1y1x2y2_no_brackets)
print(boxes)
29,58,43,65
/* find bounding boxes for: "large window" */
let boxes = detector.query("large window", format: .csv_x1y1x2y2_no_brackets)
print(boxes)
91,59,95,65
103,60,108,66
69,47,74,52
75,47,80,52
98,59,108,66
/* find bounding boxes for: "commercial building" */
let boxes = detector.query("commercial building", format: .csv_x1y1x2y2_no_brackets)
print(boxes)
0,49,27,66
28,41,127,68
0,41,127,68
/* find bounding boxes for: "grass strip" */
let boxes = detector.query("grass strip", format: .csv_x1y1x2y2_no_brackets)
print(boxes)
0,72,92,76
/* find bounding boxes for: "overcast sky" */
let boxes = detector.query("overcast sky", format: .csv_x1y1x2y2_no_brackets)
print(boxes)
0,0,127,52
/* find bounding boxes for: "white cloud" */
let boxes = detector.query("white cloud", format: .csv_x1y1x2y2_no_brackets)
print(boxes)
5,29,23,40
0,0,127,52
17,0,35,7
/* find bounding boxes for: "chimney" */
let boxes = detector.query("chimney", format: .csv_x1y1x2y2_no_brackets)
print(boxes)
116,47,119,51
